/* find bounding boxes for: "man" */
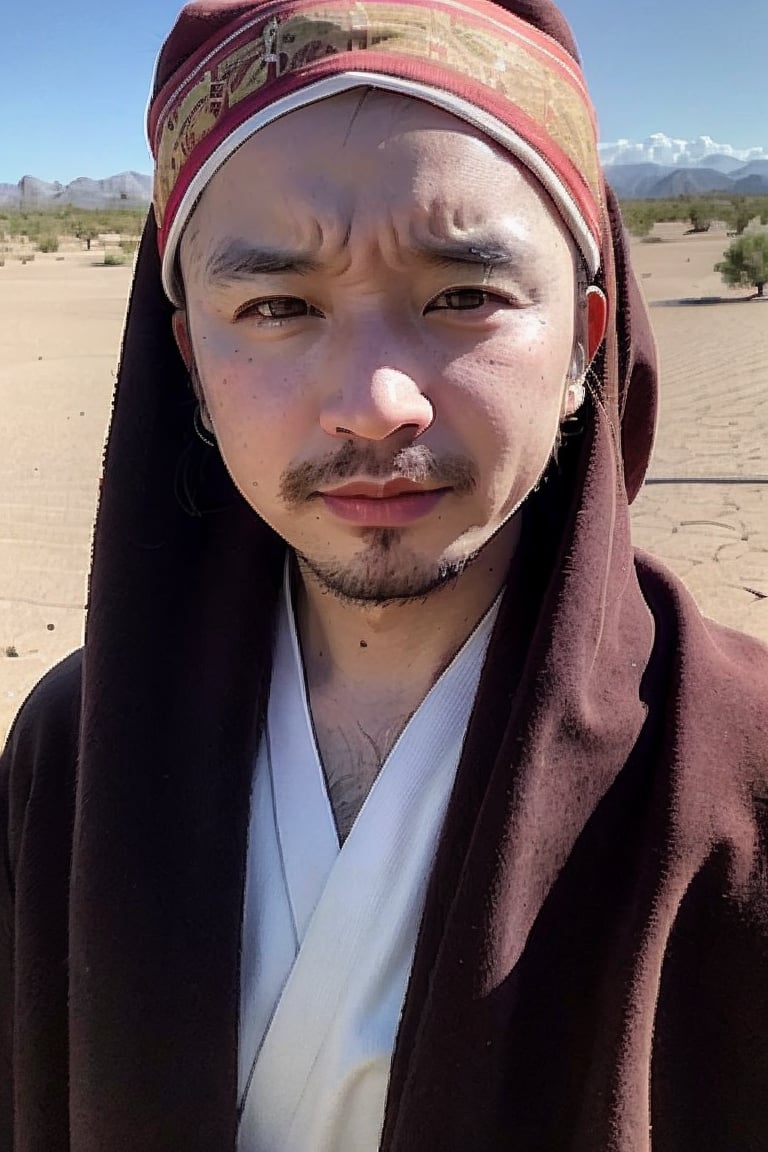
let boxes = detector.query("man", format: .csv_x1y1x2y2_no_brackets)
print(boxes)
2,0,767,1149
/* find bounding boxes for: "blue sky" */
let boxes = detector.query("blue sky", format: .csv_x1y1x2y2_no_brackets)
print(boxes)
4,0,767,183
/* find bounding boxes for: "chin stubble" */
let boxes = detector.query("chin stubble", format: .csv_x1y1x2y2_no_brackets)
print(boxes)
281,442,481,603
297,532,482,605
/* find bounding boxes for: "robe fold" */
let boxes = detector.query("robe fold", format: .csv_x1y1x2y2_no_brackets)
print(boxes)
2,0,768,1149
238,564,498,1150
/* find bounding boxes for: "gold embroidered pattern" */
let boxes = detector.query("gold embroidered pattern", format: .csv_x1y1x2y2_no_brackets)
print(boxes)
154,1,599,228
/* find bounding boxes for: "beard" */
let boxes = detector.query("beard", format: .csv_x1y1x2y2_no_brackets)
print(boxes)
297,529,480,605
282,441,481,603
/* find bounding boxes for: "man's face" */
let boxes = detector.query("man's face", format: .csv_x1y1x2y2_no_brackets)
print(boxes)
177,91,592,602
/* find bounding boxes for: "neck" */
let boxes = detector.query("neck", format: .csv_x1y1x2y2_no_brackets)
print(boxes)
294,519,519,703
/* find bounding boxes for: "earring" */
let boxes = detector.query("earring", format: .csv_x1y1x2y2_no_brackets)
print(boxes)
569,343,586,383
560,378,586,427
562,341,587,421
568,380,586,412
193,403,216,447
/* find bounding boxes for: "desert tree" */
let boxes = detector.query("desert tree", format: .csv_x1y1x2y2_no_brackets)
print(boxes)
621,202,656,238
729,199,754,235
689,203,713,233
74,222,100,251
716,233,768,298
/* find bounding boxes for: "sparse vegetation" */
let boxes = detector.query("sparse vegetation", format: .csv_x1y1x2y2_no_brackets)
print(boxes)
716,233,768,298
732,204,753,235
76,224,101,251
618,194,768,236
0,208,145,275
0,207,145,251
621,202,656,238
689,205,713,233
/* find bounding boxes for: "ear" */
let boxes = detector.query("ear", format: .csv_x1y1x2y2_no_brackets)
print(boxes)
172,309,193,372
586,285,608,364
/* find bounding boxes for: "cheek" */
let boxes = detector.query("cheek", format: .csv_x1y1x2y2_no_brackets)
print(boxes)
195,345,308,491
438,319,571,465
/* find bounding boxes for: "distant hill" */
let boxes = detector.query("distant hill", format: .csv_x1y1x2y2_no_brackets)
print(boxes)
606,160,768,199
603,164,678,199
732,175,768,197
0,172,152,209
645,168,736,198
736,159,768,180
696,154,749,175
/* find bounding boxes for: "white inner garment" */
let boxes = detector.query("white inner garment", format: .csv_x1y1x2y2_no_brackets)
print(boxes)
238,561,499,1151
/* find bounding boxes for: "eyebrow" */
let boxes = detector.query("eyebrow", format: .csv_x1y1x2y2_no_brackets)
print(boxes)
202,235,530,287
204,240,320,286
414,237,531,273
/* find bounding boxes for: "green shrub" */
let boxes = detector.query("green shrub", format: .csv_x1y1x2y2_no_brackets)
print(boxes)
617,194,768,234
716,233,768,297
622,202,655,238
37,235,59,253
0,207,147,250
102,252,127,267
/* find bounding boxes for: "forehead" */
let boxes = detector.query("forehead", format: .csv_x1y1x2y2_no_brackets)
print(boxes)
182,89,572,266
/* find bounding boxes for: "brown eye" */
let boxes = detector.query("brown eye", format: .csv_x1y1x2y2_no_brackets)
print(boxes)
444,289,487,310
425,288,505,313
236,297,318,320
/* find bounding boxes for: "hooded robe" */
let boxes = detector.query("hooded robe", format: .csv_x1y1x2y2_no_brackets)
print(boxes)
2,1,768,1149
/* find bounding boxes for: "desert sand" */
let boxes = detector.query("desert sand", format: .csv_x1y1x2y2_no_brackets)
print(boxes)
1,224,767,745
631,224,768,641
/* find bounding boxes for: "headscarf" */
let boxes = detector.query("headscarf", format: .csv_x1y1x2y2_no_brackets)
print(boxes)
148,0,604,302
3,1,768,1150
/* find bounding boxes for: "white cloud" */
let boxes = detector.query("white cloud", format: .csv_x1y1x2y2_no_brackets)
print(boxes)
600,134,768,167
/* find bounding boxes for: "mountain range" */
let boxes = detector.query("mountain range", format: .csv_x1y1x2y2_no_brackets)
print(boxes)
3,133,768,206
599,135,768,198
0,172,152,210
604,159,768,199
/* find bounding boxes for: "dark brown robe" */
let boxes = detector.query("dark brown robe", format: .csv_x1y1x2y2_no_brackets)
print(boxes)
2,2,768,1149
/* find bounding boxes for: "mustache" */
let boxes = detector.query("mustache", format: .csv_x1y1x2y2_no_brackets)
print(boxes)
279,442,476,506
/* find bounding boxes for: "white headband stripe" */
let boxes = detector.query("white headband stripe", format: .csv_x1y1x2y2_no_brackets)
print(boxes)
162,71,601,305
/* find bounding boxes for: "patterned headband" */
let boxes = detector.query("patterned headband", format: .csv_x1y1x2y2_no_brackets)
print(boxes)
148,0,604,304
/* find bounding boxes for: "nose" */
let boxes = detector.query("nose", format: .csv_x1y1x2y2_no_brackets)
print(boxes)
318,323,435,442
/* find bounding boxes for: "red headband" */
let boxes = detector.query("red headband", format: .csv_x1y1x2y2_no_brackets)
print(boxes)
148,0,604,303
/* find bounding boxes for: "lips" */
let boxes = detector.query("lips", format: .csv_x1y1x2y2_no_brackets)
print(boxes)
316,479,449,527
320,478,442,499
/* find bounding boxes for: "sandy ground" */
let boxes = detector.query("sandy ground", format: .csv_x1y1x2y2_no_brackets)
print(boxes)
0,244,129,744
631,224,768,641
1,224,767,745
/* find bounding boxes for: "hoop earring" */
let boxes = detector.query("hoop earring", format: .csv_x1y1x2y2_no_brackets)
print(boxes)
193,404,216,447
568,380,586,412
